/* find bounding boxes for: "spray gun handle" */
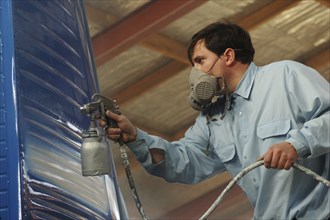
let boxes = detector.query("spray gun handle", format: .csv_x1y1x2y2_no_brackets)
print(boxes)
106,115,118,129
105,114,124,146
92,94,124,146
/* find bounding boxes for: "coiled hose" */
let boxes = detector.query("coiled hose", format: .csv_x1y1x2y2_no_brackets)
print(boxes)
199,161,330,220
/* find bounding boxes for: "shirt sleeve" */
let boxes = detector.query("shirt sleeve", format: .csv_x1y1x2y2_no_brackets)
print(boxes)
286,62,330,158
126,114,224,184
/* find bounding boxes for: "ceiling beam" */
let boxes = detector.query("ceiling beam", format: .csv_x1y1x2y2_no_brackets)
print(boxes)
87,5,191,66
140,34,191,65
316,0,330,8
112,60,187,104
303,47,330,71
236,0,299,30
92,0,206,66
84,4,116,28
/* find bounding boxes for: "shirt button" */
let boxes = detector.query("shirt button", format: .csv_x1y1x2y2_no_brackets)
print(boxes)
239,112,242,116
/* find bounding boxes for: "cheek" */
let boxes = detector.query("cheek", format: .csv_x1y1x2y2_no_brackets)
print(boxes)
195,64,210,74
213,62,226,77
211,67,223,78
203,60,217,73
193,66,207,75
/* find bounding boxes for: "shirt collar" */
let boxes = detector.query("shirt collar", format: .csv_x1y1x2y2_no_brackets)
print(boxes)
232,62,258,100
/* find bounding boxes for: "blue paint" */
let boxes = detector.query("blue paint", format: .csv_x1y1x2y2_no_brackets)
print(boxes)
0,0,19,219
0,0,127,219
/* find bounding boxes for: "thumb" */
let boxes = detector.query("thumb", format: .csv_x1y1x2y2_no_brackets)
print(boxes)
257,154,265,161
106,110,119,118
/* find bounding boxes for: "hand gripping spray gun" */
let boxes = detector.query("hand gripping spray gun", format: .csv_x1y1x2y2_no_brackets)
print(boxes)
80,94,149,220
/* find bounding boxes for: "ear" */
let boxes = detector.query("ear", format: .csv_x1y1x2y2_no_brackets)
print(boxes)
223,48,235,65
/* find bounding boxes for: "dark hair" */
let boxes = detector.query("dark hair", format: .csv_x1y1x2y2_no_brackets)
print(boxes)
187,21,255,65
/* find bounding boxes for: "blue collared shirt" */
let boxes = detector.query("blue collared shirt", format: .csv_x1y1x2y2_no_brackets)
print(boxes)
128,61,330,219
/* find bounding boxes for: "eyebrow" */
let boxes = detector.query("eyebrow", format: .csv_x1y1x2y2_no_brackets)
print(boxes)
192,55,203,63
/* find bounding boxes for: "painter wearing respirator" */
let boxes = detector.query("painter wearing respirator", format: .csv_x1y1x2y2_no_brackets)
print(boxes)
187,59,330,220
82,21,330,220
80,68,330,220
186,52,330,220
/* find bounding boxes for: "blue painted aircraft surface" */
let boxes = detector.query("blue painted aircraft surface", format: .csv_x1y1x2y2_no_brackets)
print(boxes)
0,0,127,219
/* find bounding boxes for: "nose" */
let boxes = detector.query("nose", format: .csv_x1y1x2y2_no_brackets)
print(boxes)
193,64,211,75
193,63,201,69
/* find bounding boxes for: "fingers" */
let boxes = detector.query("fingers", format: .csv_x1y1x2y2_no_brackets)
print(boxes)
260,152,283,169
98,110,120,128
105,127,122,141
283,159,294,170
106,110,120,120
260,142,297,170
97,110,137,143
262,151,272,169
98,119,107,127
104,111,121,140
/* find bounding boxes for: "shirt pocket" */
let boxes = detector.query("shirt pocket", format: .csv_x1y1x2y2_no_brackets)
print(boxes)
214,143,236,163
257,119,291,139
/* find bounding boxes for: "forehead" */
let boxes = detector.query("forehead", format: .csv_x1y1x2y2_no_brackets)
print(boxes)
192,39,214,60
193,39,206,55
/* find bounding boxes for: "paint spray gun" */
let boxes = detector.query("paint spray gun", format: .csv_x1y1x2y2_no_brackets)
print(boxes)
80,94,149,220
79,94,121,176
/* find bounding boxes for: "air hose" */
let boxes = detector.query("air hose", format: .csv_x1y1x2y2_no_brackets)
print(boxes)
120,144,150,220
199,161,330,220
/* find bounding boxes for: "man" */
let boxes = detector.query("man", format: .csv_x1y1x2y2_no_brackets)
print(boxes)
101,21,330,219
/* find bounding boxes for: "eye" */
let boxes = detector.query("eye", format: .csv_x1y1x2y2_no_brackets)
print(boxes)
196,58,204,65
193,57,204,65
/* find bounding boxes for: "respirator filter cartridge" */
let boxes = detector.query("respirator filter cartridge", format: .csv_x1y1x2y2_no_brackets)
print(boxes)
188,67,219,111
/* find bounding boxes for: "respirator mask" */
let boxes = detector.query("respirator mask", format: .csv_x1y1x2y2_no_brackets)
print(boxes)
188,67,225,111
